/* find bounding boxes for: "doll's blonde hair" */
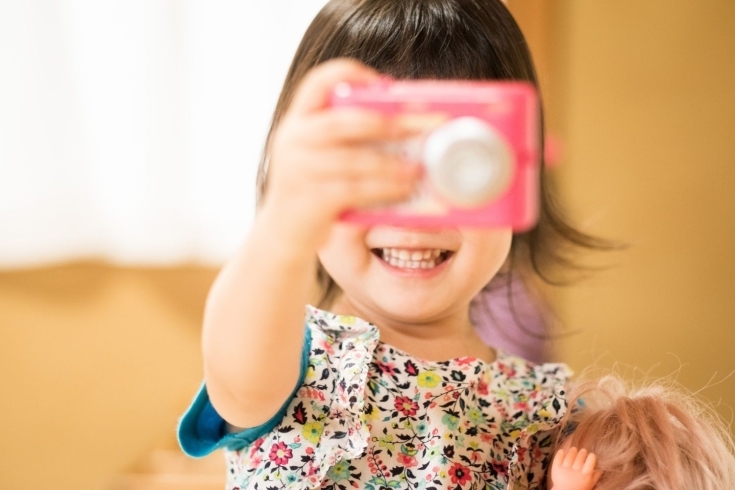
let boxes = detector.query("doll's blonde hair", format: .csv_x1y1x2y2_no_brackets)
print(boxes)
559,374,735,489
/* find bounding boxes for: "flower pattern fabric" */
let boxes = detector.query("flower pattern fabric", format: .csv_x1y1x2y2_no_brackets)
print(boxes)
225,306,570,490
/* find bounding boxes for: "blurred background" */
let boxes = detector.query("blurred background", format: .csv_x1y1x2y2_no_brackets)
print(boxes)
1,1,734,488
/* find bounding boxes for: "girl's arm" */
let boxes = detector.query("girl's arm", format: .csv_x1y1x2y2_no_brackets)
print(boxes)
202,59,421,429
548,447,603,490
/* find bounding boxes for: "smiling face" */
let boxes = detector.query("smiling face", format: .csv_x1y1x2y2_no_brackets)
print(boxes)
317,222,512,327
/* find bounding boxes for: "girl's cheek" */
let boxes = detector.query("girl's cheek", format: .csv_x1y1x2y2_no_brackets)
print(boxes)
317,223,371,270
462,228,512,265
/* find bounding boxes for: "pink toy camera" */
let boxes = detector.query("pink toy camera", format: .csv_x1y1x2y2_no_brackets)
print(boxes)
331,79,540,231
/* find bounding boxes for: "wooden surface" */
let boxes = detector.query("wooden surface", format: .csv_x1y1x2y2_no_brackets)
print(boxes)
0,263,219,489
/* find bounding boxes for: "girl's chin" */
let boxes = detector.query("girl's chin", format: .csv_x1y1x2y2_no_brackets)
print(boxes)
368,295,451,322
329,291,449,324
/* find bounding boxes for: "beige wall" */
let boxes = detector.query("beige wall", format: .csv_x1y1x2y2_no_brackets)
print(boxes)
1,2,734,489
513,0,735,421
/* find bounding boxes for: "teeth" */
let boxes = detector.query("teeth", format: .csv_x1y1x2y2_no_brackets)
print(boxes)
378,248,447,270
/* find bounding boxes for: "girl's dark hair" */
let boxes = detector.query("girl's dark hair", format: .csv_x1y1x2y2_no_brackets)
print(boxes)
255,0,613,341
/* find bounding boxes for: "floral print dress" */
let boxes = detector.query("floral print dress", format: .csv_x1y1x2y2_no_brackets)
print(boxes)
193,306,571,490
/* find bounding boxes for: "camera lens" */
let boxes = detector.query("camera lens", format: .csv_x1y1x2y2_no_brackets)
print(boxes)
423,117,513,208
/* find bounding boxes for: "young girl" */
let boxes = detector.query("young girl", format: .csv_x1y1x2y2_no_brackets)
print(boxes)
178,1,601,489
546,374,735,490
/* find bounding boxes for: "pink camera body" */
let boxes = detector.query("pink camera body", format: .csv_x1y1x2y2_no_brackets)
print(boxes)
330,79,540,231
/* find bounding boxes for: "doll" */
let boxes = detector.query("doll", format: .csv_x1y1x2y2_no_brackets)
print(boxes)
547,374,735,490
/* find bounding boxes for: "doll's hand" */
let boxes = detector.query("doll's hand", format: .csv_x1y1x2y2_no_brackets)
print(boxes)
549,447,603,490
264,59,422,249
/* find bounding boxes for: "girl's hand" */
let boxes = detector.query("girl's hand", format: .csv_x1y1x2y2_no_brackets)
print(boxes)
263,59,422,249
550,447,603,490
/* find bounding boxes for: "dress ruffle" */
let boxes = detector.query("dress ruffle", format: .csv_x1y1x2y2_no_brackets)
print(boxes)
505,362,571,490
303,306,379,488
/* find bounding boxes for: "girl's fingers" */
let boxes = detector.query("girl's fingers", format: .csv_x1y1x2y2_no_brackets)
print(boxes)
334,175,418,209
269,147,421,213
303,109,388,145
317,148,422,182
304,108,420,145
288,59,381,116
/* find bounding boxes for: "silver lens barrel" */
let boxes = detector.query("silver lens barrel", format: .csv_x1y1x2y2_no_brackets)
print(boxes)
422,117,514,208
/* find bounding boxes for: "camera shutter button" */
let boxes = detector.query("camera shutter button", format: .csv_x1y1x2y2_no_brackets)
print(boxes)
423,117,514,208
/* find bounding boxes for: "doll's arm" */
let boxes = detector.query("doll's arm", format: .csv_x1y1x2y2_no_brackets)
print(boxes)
549,447,603,490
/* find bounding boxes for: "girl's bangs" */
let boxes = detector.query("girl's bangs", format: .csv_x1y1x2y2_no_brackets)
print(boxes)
313,0,529,82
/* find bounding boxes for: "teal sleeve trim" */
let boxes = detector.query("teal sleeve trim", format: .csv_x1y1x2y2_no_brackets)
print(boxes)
177,327,312,457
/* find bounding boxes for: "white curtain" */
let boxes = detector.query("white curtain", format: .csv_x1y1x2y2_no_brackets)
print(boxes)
0,0,328,269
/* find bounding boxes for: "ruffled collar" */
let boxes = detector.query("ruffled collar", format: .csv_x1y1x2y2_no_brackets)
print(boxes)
305,304,507,368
